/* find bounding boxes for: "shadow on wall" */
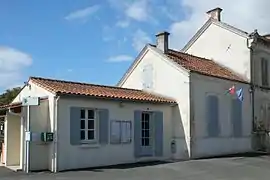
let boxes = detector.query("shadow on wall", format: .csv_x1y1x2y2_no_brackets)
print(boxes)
172,105,189,160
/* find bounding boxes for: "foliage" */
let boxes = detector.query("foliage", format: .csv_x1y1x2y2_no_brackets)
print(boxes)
0,87,21,105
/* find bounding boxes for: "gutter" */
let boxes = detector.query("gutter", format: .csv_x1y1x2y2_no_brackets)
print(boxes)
53,96,60,173
247,35,255,133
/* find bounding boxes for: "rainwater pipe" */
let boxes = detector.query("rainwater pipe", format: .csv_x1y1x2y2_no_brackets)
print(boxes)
53,96,60,173
246,29,257,133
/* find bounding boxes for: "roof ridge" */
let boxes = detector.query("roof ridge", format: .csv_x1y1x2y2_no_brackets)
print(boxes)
30,76,149,92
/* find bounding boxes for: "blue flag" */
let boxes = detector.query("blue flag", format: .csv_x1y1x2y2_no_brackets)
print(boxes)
236,88,243,101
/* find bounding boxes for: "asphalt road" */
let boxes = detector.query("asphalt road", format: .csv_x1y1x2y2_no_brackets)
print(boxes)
1,154,270,180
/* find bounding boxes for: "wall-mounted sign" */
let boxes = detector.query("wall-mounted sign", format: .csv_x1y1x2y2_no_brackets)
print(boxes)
22,97,40,106
41,132,54,142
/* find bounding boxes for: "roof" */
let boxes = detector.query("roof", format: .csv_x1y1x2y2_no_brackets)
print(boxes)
0,102,22,110
30,77,176,104
182,18,249,52
165,49,245,82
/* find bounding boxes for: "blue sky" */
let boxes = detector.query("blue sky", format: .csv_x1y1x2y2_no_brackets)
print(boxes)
0,0,268,93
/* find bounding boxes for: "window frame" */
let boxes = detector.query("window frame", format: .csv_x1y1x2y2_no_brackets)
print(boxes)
79,108,98,143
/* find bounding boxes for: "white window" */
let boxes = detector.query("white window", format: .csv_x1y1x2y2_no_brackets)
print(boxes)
80,109,96,141
110,121,131,144
261,58,269,87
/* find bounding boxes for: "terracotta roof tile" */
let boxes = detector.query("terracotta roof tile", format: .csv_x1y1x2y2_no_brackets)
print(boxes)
165,49,246,82
30,77,176,104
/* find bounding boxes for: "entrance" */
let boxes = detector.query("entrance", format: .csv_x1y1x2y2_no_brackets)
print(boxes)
134,110,163,158
4,113,22,170
140,112,153,156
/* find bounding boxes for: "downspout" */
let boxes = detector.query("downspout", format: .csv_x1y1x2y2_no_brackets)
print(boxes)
246,35,255,133
53,96,60,173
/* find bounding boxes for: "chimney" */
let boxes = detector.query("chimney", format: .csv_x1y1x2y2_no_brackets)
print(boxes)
206,7,223,21
155,31,170,53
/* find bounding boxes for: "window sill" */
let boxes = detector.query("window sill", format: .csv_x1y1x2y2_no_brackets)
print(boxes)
79,143,100,148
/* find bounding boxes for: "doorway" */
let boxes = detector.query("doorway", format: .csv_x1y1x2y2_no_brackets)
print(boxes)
140,112,154,156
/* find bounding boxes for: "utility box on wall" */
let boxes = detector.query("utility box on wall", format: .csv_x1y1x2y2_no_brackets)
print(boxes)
41,132,54,142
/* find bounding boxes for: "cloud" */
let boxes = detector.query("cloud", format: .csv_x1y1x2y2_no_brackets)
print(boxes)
132,29,152,52
0,46,32,89
125,1,150,22
107,55,133,63
116,20,130,28
108,0,155,24
168,0,270,49
65,5,100,21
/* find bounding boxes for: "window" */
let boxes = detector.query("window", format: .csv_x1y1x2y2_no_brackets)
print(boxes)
142,64,153,89
261,58,269,87
110,121,131,144
141,112,151,146
231,99,242,137
80,109,96,141
206,95,220,137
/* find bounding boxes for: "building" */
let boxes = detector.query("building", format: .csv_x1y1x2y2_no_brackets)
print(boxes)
0,77,176,172
0,7,268,173
182,7,270,151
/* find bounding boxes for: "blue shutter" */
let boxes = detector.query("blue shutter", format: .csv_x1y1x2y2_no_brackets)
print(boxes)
70,107,81,145
231,99,242,137
206,95,220,137
154,111,163,157
99,109,109,144
134,110,142,158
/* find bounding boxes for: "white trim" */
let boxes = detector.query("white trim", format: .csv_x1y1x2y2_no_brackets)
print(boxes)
79,108,98,143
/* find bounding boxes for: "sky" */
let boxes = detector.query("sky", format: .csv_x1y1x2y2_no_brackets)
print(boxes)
0,0,270,93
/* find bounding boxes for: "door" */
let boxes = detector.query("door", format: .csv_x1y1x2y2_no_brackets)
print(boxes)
140,112,153,156
134,111,163,158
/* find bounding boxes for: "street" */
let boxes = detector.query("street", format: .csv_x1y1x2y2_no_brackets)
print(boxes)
1,154,270,180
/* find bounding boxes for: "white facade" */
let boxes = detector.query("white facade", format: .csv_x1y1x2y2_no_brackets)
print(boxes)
57,98,176,171
119,47,190,159
118,44,254,158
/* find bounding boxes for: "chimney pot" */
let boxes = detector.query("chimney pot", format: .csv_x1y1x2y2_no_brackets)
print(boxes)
155,31,170,53
206,7,223,21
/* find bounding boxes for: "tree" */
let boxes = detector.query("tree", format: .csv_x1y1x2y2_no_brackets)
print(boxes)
0,87,21,105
